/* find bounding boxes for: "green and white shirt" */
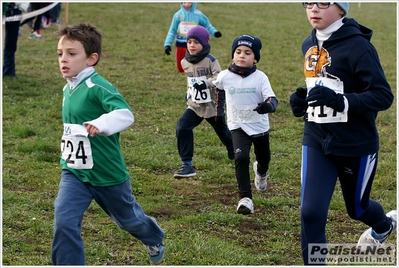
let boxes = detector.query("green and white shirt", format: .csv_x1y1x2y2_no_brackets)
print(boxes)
60,67,134,186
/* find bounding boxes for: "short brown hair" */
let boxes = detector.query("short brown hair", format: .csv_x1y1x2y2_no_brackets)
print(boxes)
57,23,102,66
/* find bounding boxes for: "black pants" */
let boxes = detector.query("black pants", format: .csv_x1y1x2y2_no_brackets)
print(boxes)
20,3,52,31
300,146,391,264
231,128,271,199
176,108,233,162
3,9,22,77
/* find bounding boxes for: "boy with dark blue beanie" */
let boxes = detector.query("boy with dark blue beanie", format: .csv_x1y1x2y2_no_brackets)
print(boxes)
213,34,278,215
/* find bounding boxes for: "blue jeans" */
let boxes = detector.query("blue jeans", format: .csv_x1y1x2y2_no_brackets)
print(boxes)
51,170,165,265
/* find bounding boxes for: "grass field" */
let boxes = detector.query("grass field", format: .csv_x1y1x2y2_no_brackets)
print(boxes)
2,2,397,266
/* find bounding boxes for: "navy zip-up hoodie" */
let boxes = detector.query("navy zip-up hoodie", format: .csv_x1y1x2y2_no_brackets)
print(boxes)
301,18,394,156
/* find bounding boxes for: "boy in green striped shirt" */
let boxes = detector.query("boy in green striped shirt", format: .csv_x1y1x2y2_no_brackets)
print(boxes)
52,23,165,265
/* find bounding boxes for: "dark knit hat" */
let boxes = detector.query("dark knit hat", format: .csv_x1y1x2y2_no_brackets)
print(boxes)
186,25,210,47
231,34,262,63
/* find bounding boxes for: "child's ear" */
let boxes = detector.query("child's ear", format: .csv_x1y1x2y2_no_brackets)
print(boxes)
254,60,257,64
87,53,99,66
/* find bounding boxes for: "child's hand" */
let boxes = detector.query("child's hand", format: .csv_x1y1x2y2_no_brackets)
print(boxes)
85,124,99,137
214,31,222,38
253,101,272,114
165,46,171,55
290,87,308,117
305,85,345,112
193,80,207,91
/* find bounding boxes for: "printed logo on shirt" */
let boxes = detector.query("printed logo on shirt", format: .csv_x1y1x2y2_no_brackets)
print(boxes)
228,86,256,95
304,46,331,78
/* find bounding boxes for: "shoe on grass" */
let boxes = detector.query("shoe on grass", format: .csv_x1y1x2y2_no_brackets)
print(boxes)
173,164,196,178
237,197,254,215
42,16,51,28
145,242,165,265
253,161,268,192
29,30,42,39
357,210,397,252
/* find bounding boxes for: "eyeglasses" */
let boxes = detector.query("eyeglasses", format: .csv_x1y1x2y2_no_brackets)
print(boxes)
302,2,334,9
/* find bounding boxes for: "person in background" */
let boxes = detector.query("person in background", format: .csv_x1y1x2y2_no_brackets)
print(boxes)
2,2,22,77
42,2,61,28
50,2,61,24
174,25,234,178
164,2,222,73
20,2,52,39
52,23,165,265
289,2,396,265
213,34,278,215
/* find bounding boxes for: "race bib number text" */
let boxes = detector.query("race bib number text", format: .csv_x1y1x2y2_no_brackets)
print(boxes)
306,77,347,123
187,77,212,103
228,104,262,123
178,22,197,37
61,124,93,169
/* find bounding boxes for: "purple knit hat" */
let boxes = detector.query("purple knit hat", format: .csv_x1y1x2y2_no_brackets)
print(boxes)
186,25,210,47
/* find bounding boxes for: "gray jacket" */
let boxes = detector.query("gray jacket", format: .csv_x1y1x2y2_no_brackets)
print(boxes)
181,53,222,118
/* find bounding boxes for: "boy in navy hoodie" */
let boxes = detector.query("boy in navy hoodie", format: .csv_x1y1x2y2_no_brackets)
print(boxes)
289,2,396,265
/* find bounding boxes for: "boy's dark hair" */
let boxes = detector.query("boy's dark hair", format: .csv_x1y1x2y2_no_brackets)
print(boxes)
57,23,102,66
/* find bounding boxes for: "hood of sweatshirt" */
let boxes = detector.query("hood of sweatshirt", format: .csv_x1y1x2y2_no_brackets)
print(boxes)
180,2,197,13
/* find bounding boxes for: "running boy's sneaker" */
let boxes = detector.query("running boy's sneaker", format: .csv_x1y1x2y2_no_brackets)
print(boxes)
237,197,254,215
29,30,42,39
173,164,196,178
145,242,165,265
357,210,397,251
253,161,268,192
